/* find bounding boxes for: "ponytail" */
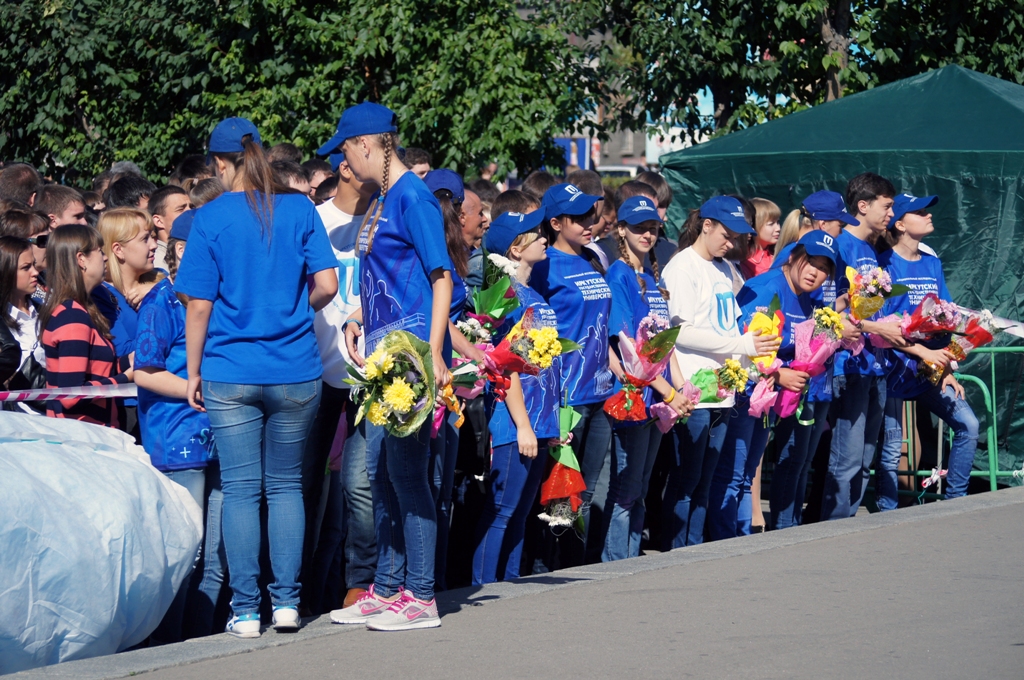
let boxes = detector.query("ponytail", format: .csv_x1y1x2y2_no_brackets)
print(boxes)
210,135,283,237
674,208,702,253
358,132,398,255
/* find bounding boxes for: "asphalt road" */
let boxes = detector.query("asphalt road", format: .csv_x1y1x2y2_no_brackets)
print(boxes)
15,487,1024,680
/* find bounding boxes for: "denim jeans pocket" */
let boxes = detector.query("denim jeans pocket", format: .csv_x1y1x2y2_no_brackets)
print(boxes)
283,380,319,406
204,381,244,403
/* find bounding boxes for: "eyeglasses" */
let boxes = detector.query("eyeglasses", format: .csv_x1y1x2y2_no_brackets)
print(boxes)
27,234,48,247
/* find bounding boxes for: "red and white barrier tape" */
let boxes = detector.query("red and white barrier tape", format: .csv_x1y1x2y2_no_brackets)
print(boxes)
0,383,137,402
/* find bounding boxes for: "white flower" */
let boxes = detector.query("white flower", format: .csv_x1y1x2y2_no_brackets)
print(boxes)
487,253,519,278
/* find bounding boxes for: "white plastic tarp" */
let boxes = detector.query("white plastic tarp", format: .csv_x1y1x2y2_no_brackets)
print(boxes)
0,412,203,673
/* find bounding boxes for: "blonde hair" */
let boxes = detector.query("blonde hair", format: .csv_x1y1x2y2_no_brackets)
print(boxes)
777,208,812,253
507,230,540,257
97,207,155,295
752,198,781,240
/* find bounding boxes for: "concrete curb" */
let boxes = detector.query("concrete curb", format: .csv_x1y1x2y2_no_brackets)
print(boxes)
10,486,1024,679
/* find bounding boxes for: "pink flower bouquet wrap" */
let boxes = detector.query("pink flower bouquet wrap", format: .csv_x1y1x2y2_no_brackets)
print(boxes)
650,379,702,433
774,314,842,419
747,358,781,418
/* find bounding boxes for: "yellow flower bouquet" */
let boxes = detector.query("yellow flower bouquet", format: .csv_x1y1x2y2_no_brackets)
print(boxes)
346,330,436,438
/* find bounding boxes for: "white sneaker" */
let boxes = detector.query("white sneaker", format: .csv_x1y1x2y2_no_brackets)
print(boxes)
225,613,261,639
272,606,301,630
330,584,400,624
366,593,441,631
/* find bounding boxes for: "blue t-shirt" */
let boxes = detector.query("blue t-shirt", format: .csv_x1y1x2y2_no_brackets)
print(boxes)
531,248,615,406
358,173,453,355
135,279,215,470
605,260,671,421
488,283,561,447
451,267,468,323
737,268,815,366
175,191,336,384
833,229,883,377
92,281,139,406
878,249,952,399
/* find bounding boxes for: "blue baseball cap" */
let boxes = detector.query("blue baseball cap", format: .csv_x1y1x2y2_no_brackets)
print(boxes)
169,209,196,241
541,183,601,222
890,193,938,227
329,152,345,172
795,230,838,264
802,190,859,226
699,196,754,234
424,169,465,204
316,103,398,156
484,209,545,256
208,117,261,154
617,196,663,226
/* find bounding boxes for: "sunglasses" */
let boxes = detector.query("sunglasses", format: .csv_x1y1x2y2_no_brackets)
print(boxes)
27,234,48,247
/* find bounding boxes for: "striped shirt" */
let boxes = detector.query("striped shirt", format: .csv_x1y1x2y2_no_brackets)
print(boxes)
42,299,130,426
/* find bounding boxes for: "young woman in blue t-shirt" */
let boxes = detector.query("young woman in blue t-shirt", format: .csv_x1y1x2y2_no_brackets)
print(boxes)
602,197,692,562
531,183,616,566
331,103,453,631
877,194,973,508
472,199,561,584
710,232,836,540
135,209,222,643
177,118,339,638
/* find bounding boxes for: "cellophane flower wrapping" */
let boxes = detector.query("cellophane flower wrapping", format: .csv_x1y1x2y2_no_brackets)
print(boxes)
918,309,998,384
747,358,781,417
346,331,436,438
847,265,909,321
863,314,903,349
468,273,520,340
539,406,586,531
774,314,842,418
902,293,961,341
483,306,578,401
650,379,702,433
603,316,680,422
744,300,786,417
450,353,487,399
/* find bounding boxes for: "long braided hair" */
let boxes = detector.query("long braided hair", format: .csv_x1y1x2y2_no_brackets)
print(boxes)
614,219,670,300
358,132,397,255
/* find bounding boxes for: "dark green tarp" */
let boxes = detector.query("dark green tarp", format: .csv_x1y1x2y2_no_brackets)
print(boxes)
660,64,1024,483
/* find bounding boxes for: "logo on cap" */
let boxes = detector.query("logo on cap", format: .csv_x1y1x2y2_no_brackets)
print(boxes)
565,185,583,201
509,212,525,222
822,234,834,247
731,211,745,217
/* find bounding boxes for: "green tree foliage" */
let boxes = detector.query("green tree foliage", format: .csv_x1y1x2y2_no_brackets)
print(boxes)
552,0,1024,142
0,0,599,183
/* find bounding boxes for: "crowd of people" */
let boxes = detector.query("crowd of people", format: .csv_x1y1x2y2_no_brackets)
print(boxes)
0,102,980,640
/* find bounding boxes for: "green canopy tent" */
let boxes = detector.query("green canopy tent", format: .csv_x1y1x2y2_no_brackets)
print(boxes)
660,64,1024,484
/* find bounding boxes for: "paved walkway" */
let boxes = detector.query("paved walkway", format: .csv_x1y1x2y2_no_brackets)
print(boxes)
14,487,1024,680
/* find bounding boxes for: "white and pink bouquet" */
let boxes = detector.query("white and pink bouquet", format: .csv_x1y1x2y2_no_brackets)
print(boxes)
774,307,844,419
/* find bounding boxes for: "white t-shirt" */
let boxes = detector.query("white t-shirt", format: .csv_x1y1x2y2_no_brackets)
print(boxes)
660,247,755,409
7,303,46,414
314,200,365,389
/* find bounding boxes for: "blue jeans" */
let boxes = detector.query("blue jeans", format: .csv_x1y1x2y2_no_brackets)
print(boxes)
366,420,439,601
203,379,321,616
341,419,377,590
769,400,831,529
662,408,729,549
877,397,905,512
821,373,885,521
190,464,227,637
153,468,205,643
561,402,612,567
431,412,459,591
472,442,548,584
708,405,772,541
880,387,979,507
602,424,662,562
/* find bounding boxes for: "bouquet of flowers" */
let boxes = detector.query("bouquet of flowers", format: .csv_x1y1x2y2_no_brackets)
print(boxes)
846,266,909,321
774,307,844,419
483,307,578,401
346,331,436,438
464,265,520,341
917,308,1000,384
449,357,486,399
901,294,962,341
650,379,703,433
538,405,587,532
603,314,680,422
745,296,785,418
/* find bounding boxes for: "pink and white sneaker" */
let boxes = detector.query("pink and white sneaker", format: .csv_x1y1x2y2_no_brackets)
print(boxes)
330,584,400,624
366,592,441,631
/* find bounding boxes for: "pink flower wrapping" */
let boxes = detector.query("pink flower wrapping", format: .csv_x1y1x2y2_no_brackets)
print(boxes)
649,379,702,433
774,319,841,418
747,358,781,418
